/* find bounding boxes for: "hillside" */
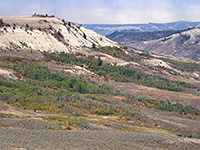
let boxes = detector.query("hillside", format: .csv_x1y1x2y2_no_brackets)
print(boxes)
107,28,200,61
83,21,200,36
106,28,191,43
0,15,200,149
0,16,118,53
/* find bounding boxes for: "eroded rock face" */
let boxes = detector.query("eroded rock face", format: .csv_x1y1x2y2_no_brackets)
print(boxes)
0,16,119,53
0,68,18,80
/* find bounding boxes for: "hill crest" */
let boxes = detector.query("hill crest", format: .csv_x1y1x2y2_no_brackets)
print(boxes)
0,16,118,53
107,27,200,61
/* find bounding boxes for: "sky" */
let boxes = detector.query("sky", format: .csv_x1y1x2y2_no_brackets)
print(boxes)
1,0,200,24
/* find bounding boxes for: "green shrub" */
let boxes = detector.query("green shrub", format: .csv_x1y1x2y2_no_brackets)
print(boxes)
57,31,63,38
43,52,194,92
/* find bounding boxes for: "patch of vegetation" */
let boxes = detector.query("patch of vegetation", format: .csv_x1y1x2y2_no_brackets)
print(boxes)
92,43,96,49
25,24,29,29
43,52,194,92
57,31,63,38
32,13,55,18
93,46,124,57
76,94,136,117
0,60,136,117
178,133,200,139
42,116,78,127
0,113,16,118
0,61,117,94
13,23,16,30
139,98,200,115
93,46,140,61
0,81,134,118
92,65,192,92
0,19,11,28
107,28,191,43
83,33,87,39
160,57,200,72
0,79,116,115
0,19,4,27
0,55,199,118
138,52,154,59
43,52,102,67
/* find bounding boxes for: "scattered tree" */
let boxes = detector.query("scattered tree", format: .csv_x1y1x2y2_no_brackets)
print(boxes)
57,31,63,38
13,23,16,30
97,58,103,66
92,43,96,49
25,24,29,30
83,33,87,39
0,19,4,27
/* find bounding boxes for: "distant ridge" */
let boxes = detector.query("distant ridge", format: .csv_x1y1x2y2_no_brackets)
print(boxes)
107,27,200,61
83,21,200,36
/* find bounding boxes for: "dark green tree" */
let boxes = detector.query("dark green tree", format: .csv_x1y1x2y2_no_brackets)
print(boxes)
97,59,103,66
92,43,96,49
0,19,4,27
83,33,87,39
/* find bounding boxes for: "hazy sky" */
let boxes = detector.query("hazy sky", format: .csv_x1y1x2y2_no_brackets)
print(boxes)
1,0,200,24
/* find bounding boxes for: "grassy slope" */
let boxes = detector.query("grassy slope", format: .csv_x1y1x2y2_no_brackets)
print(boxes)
0,48,199,138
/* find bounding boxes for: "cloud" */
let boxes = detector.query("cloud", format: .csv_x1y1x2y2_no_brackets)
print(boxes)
185,4,200,21
60,0,179,24
61,6,175,24
1,0,200,23
23,3,51,15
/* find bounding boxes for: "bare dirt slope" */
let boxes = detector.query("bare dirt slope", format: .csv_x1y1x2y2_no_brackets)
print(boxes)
109,81,200,109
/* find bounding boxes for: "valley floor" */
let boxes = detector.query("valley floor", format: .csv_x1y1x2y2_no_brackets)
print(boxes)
0,100,200,150
0,128,200,150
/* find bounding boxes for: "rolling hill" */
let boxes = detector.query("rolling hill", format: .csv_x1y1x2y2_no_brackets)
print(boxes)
107,28,200,61
0,15,118,53
0,15,200,149
83,21,200,36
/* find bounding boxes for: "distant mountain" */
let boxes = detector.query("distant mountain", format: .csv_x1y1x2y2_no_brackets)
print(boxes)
83,21,200,36
106,28,192,43
107,27,200,61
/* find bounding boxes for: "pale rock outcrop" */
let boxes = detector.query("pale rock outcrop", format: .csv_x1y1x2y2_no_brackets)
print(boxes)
0,16,119,53
0,68,18,80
